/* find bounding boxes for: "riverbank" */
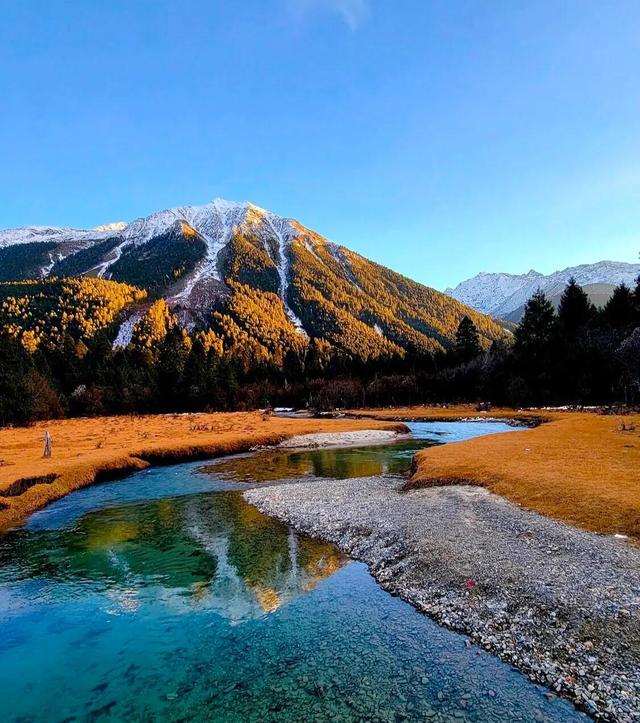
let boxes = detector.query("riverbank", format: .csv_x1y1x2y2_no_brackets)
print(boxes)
348,406,640,540
0,413,405,531
347,404,551,425
245,476,640,722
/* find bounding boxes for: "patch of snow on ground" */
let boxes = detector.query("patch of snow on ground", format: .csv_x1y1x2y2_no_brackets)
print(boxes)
303,239,322,261
40,251,64,277
95,238,130,278
327,243,363,292
170,199,249,302
113,311,143,348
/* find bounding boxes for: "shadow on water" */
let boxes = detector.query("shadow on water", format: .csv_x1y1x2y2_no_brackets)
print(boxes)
0,422,585,722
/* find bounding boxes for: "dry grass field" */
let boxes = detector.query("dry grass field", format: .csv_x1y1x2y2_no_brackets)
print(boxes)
2,405,638,541
0,412,403,531
351,406,640,540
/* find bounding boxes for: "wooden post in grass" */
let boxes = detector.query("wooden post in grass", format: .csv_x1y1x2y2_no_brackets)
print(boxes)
43,431,52,458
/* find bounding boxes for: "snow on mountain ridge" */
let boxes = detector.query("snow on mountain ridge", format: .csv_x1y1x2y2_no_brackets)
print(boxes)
447,261,640,318
0,225,115,249
0,199,305,286
93,222,128,232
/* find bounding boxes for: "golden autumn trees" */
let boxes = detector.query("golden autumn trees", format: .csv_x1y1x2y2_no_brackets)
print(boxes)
0,278,146,352
0,220,507,369
131,299,179,351
286,231,506,359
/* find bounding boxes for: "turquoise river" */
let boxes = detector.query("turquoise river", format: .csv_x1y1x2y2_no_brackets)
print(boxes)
0,422,586,721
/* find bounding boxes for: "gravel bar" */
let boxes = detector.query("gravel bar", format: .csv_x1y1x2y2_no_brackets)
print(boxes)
244,477,640,722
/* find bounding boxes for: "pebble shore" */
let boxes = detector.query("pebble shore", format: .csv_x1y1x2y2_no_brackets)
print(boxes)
245,477,640,722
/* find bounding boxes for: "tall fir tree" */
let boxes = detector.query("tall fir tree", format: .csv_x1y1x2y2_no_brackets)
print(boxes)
514,290,557,356
602,283,635,329
512,289,557,403
454,316,482,363
0,332,34,426
557,277,594,335
555,279,596,404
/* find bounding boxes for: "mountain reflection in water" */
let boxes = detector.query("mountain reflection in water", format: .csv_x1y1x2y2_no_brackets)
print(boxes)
0,492,346,621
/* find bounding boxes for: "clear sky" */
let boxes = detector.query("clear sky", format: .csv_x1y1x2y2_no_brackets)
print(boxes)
1,0,639,290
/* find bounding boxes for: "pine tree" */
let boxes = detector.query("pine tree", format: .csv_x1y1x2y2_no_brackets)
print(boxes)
557,277,594,335
616,328,640,404
454,316,482,363
515,290,557,354
555,279,597,404
283,348,304,385
602,283,635,329
511,290,557,404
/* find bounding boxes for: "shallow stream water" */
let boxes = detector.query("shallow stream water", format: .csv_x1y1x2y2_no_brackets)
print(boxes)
0,422,585,721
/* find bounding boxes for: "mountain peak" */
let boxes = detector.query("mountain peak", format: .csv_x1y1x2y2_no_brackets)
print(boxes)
447,260,640,319
93,221,128,232
0,196,507,359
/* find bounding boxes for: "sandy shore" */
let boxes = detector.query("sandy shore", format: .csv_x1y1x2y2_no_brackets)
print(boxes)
245,476,640,722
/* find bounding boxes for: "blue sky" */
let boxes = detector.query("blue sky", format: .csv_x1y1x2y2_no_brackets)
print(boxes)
1,0,639,290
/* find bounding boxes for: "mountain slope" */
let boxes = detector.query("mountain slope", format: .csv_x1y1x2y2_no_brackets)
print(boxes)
446,261,640,320
0,198,506,359
0,278,146,352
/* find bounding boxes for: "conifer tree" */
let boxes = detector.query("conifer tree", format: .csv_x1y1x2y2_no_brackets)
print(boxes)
454,316,482,363
617,328,640,404
512,290,557,404
557,278,594,335
157,326,190,409
515,290,557,354
602,283,635,329
0,332,34,425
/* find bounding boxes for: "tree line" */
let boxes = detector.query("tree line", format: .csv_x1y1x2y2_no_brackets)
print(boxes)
0,276,638,426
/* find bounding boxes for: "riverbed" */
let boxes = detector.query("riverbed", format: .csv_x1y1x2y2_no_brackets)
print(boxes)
0,422,588,721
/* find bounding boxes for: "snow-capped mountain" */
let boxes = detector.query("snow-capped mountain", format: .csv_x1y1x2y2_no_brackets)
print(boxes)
446,261,640,321
0,198,506,355
0,200,306,322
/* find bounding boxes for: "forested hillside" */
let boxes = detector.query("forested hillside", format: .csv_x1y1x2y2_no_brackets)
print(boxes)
0,278,146,353
2,201,636,426
0,271,638,426
0,199,507,361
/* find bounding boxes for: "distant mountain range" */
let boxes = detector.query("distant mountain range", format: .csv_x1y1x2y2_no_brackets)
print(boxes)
446,261,640,322
0,198,505,358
